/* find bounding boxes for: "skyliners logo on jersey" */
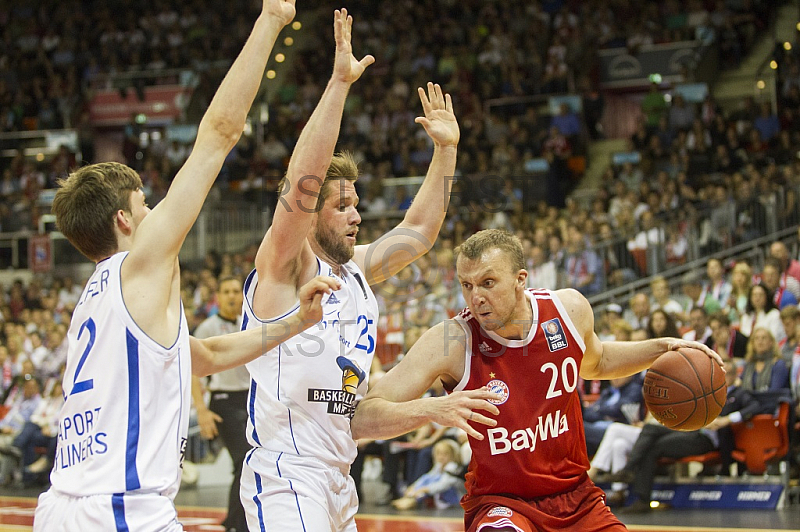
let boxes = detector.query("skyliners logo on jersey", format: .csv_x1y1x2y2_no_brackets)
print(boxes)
541,318,568,352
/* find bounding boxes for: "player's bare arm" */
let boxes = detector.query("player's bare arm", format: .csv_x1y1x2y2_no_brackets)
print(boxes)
191,276,340,376
121,0,296,345
351,320,499,442
255,8,374,304
354,82,459,286
557,289,725,380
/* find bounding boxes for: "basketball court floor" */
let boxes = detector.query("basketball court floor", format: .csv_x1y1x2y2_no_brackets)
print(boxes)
0,484,798,531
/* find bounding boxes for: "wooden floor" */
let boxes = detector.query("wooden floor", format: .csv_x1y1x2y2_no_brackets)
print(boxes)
1,492,799,532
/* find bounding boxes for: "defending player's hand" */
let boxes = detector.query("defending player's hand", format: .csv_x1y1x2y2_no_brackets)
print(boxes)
297,275,341,326
332,8,375,84
665,339,725,369
415,82,460,147
263,0,296,28
197,408,223,440
430,388,500,441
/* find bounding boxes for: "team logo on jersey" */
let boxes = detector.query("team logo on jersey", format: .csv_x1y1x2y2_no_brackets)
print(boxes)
486,379,509,405
307,356,366,417
487,507,513,518
541,318,568,352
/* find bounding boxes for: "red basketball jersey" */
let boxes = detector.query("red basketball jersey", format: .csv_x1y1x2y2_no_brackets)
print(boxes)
452,289,590,501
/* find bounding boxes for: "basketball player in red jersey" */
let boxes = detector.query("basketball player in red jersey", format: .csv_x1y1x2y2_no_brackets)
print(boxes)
351,229,723,532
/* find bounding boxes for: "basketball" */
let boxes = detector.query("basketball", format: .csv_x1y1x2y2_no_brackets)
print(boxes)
642,347,727,431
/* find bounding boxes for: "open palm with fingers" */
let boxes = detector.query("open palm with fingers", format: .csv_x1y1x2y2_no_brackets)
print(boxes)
332,8,375,84
415,82,460,147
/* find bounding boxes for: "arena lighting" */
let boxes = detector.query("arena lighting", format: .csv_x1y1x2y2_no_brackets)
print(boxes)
784,42,793,51
757,80,766,89
771,60,778,69
266,70,276,79
36,153,44,162
797,22,800,31
292,21,302,30
650,501,661,509
275,53,285,63
284,36,294,46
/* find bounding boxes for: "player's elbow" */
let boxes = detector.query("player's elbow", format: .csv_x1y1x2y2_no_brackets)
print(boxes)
200,116,243,151
579,358,604,380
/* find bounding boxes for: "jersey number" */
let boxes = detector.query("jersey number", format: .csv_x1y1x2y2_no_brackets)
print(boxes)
71,318,96,396
354,315,375,354
540,357,578,399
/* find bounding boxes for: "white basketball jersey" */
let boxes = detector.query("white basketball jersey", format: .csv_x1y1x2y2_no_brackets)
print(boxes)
242,257,378,470
50,252,192,499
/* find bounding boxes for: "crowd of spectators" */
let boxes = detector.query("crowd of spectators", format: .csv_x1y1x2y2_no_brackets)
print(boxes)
0,0,779,232
0,0,798,505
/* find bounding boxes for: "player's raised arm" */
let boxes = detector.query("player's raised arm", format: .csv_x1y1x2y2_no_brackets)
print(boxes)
354,82,459,285
129,0,295,272
256,8,374,281
351,321,499,442
191,276,339,376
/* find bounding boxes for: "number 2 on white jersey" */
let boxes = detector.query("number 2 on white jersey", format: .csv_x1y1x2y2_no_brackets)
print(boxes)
70,317,96,396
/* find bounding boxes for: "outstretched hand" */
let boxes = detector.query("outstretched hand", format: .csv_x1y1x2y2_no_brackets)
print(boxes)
297,276,341,326
332,8,375,84
415,82,460,147
428,387,500,440
263,0,296,28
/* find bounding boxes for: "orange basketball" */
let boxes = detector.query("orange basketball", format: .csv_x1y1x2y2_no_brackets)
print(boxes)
642,347,727,431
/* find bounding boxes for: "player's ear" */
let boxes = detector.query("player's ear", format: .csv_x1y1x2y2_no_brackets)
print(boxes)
114,209,132,234
517,269,527,286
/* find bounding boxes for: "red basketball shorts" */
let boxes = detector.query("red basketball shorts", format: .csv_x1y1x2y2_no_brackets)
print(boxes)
463,476,627,532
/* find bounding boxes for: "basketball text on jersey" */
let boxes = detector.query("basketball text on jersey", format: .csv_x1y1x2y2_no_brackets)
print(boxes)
242,258,379,467
486,409,570,455
541,318,568,352
307,355,366,416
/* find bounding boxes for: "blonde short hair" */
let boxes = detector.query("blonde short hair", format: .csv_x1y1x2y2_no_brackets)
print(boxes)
455,229,525,272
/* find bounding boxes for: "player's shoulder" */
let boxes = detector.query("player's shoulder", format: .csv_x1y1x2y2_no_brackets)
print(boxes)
551,288,594,328
551,288,589,308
